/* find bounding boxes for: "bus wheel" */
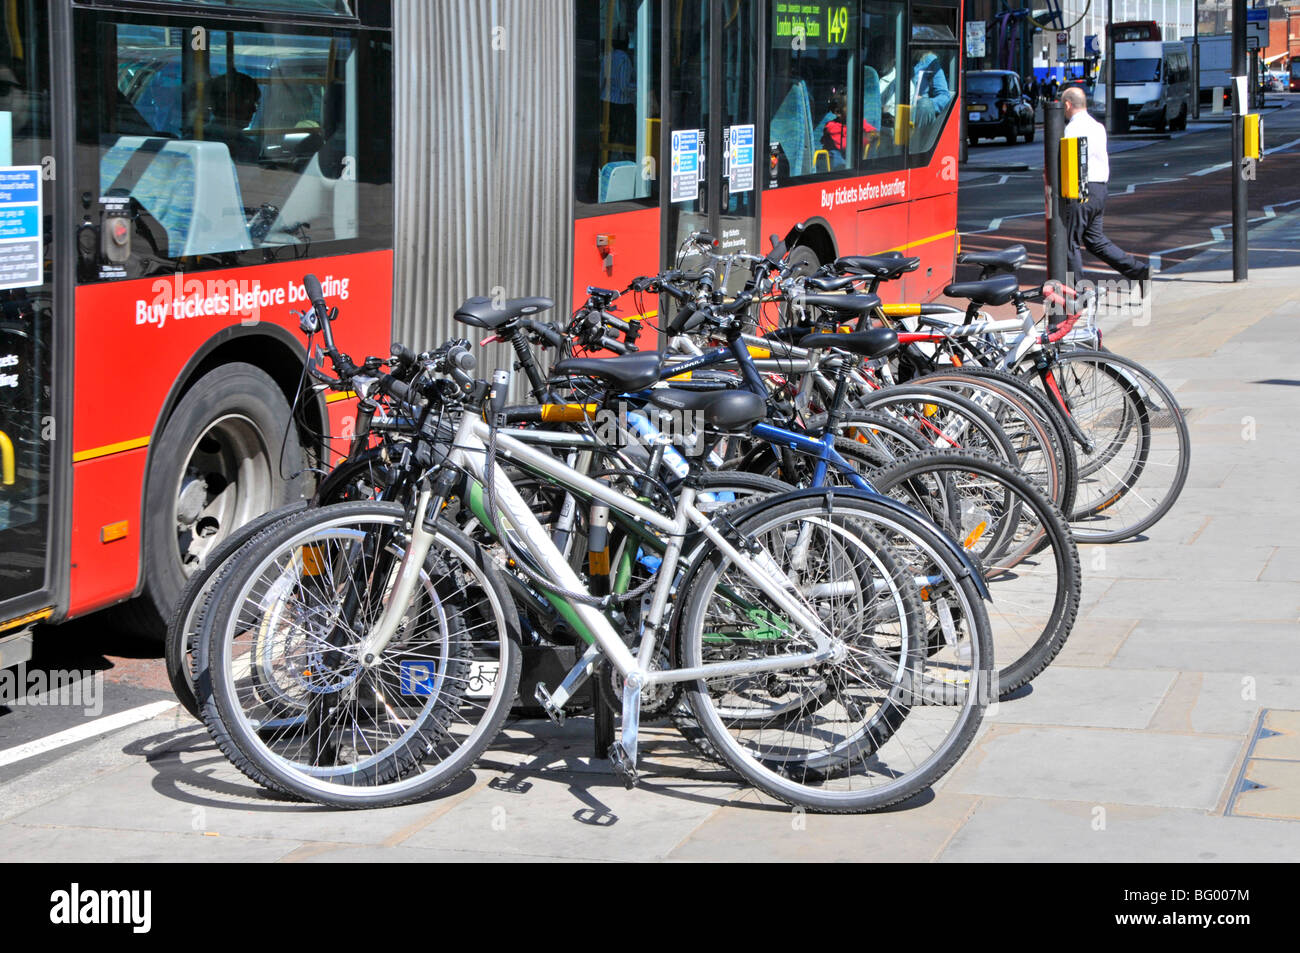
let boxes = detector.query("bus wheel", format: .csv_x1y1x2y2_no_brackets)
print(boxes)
119,363,305,639
787,244,821,277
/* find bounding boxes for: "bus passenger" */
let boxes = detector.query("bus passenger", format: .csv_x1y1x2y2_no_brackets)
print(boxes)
203,70,262,163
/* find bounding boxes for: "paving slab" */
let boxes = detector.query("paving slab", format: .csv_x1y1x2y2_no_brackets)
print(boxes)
947,725,1241,809
988,667,1175,729
1110,621,1300,675
939,797,1300,862
399,767,739,861
667,792,981,862
0,824,301,863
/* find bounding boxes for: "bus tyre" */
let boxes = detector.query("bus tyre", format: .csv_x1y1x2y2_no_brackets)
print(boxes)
120,363,305,639
786,244,821,278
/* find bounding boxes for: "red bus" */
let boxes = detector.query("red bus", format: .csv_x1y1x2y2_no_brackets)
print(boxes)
571,0,962,307
0,0,393,661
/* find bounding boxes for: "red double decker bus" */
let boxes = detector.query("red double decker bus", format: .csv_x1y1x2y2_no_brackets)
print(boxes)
571,0,962,307
0,0,392,661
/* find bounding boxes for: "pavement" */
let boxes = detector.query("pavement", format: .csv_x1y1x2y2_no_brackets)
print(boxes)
4,218,1300,866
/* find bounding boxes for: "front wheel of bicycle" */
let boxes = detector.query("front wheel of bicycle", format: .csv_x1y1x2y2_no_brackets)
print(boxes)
675,491,992,812
195,501,521,808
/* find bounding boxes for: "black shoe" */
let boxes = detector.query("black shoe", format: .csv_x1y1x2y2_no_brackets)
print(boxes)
1132,265,1151,282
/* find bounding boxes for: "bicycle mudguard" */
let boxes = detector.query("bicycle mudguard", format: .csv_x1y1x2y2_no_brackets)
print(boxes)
314,447,389,504
726,485,993,602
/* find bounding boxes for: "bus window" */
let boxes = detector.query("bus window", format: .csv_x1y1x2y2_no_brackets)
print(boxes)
767,1,859,182
149,0,355,13
904,5,957,163
573,0,660,212
76,14,392,280
860,0,906,170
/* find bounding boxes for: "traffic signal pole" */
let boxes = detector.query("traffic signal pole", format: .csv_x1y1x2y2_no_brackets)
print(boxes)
1232,0,1248,281
1192,0,1200,120
1045,102,1068,284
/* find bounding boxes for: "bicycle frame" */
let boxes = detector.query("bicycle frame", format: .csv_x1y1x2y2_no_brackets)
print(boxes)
358,414,841,691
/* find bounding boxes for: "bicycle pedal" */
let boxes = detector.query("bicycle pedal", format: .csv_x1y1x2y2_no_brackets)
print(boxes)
607,743,638,789
534,682,565,725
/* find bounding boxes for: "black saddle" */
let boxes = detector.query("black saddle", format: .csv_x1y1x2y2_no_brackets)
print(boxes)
804,274,857,292
956,244,1027,273
943,274,1021,306
553,352,663,391
834,254,920,279
647,387,767,432
797,327,899,359
454,295,555,329
797,292,882,315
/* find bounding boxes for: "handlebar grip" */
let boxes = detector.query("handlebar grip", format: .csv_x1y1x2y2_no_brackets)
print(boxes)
445,344,477,373
382,374,417,405
599,335,629,355
680,310,709,335
666,302,696,335
391,342,418,366
303,274,328,324
601,312,631,334
302,273,340,353
526,319,566,349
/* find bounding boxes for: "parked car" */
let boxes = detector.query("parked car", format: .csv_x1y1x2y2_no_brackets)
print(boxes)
964,70,1035,145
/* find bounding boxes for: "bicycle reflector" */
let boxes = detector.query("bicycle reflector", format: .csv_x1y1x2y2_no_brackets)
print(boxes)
1244,114,1263,161
1059,135,1088,200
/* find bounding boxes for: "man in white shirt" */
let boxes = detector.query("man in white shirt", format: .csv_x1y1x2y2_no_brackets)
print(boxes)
1061,86,1149,284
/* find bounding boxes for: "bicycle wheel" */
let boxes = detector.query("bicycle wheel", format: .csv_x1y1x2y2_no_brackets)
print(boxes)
869,450,1081,694
676,491,992,812
839,387,1019,466
196,502,521,808
166,502,309,720
912,367,1078,517
167,450,397,720
1039,350,1190,542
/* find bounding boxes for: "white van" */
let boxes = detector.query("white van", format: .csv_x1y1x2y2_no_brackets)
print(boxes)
1094,41,1192,131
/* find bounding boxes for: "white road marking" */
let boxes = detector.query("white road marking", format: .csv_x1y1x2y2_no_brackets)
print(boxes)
0,700,179,768
1264,136,1300,156
1190,162,1231,177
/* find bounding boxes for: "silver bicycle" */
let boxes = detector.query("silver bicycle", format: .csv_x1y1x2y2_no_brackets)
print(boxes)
195,349,994,812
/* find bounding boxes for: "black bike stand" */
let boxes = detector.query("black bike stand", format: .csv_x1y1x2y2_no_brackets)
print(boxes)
593,688,616,759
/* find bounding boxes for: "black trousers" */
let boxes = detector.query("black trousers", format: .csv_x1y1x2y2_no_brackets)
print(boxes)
1063,183,1146,282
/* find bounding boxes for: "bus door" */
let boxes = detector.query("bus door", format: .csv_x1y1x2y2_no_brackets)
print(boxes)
572,0,662,309
664,0,761,293
0,0,59,650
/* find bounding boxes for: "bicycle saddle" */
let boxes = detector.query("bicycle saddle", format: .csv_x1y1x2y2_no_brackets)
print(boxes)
797,327,899,359
834,254,920,279
647,387,767,432
956,244,1027,272
454,295,555,329
943,274,1020,306
553,352,664,391
796,292,882,315
804,274,858,292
